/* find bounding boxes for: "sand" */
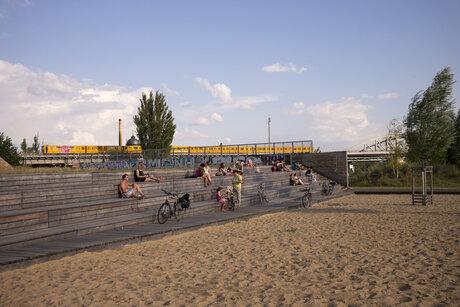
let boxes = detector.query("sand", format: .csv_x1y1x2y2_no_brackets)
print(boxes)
0,194,459,306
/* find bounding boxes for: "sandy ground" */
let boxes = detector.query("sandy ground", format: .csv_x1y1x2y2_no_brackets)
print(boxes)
0,194,459,306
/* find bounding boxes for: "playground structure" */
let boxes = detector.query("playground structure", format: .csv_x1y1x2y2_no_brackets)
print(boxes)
411,166,433,205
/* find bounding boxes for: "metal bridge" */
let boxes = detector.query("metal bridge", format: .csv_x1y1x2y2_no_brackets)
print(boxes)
346,134,404,162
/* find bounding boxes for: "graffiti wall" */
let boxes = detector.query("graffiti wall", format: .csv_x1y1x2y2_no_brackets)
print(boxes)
80,156,266,169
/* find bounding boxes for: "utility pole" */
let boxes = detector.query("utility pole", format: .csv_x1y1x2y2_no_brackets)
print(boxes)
268,117,271,154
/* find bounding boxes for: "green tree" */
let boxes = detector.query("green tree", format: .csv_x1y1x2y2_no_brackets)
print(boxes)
133,90,176,150
404,67,456,166
21,138,27,154
447,109,460,166
0,132,20,166
387,119,405,178
32,132,40,153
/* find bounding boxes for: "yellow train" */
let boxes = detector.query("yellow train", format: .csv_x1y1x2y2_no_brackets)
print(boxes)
170,145,313,155
42,144,313,155
42,145,142,154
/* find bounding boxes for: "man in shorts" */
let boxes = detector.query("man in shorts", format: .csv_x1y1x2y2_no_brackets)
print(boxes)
232,169,243,208
120,174,146,199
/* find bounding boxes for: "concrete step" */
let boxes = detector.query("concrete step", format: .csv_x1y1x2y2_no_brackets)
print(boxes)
0,175,293,237
0,183,304,249
0,172,291,213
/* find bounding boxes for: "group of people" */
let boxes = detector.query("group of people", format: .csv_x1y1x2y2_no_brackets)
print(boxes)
119,163,163,199
216,169,243,209
271,160,290,172
119,161,314,208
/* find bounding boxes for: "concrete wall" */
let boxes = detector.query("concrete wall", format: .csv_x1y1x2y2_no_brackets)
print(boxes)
291,151,348,187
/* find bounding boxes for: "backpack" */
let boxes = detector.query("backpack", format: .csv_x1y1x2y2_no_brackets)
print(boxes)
179,193,191,209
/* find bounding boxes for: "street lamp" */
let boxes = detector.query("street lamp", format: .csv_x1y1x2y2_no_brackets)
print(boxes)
268,117,271,154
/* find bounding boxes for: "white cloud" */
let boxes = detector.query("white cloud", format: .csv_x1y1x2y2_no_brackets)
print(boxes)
191,117,210,126
361,93,373,99
195,77,232,103
261,63,307,73
290,97,380,145
225,137,231,144
180,101,192,108
211,112,223,122
161,82,180,97
174,128,208,140
0,59,143,145
231,95,278,110
378,92,399,99
25,0,31,7
292,102,305,114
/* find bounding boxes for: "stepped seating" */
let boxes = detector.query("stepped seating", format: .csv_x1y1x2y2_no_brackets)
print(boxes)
0,167,311,249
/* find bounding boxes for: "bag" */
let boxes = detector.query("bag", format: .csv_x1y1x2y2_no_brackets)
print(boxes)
179,193,191,209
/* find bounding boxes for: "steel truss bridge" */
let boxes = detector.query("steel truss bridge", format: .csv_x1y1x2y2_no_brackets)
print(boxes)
347,134,405,162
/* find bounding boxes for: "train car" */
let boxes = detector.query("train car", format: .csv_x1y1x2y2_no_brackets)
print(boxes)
42,145,143,154
124,145,142,153
42,145,86,154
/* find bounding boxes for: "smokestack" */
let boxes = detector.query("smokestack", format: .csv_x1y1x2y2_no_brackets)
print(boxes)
119,118,122,146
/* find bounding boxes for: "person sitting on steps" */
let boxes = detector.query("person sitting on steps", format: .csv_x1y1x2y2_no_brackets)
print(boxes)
306,167,317,182
135,163,163,183
202,162,212,187
290,172,306,186
120,174,146,199
216,163,229,176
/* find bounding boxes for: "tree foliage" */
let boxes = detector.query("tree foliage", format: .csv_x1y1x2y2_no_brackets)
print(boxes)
133,90,176,150
404,67,456,166
21,138,27,153
386,119,405,178
32,132,40,153
0,132,20,166
447,109,460,166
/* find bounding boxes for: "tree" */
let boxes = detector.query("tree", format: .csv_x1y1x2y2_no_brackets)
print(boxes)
0,132,20,166
404,67,456,166
386,119,405,178
133,90,176,150
21,138,27,154
447,109,460,166
32,132,40,153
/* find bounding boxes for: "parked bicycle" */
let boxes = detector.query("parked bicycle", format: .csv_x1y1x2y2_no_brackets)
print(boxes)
157,189,191,224
321,180,336,196
301,187,312,208
257,183,269,205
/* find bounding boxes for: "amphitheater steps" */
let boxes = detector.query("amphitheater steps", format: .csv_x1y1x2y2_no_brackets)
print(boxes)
0,182,304,250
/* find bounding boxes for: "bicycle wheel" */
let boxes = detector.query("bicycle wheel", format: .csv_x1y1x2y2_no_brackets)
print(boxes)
301,194,311,208
157,202,172,224
262,192,269,204
174,203,186,221
229,198,235,211
258,192,264,205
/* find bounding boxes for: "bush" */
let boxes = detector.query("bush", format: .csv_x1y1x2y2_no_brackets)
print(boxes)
0,132,20,166
349,162,460,188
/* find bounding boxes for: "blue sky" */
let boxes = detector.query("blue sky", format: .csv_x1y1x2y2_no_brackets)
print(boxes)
1,0,459,151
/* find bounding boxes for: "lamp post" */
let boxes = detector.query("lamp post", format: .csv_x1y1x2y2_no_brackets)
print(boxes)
268,117,271,154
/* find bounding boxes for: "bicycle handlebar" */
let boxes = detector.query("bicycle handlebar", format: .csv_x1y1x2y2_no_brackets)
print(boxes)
161,189,180,197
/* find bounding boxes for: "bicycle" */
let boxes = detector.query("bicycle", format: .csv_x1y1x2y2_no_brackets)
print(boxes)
157,189,191,224
257,183,269,205
321,180,336,196
220,187,236,212
301,187,312,208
